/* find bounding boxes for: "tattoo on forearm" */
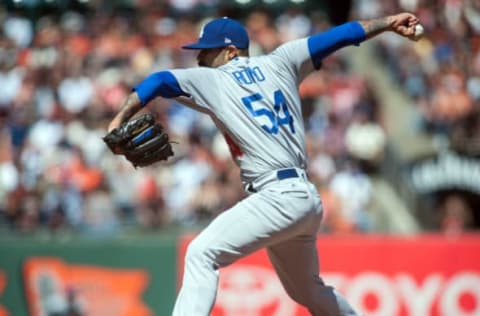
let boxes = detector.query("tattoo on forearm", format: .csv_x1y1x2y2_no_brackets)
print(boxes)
118,93,142,121
359,17,392,39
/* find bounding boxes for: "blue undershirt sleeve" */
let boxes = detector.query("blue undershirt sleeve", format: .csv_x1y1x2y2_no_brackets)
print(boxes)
307,21,366,69
133,71,189,106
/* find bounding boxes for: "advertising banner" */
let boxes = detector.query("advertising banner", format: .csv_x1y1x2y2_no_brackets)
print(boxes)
178,234,480,316
409,152,480,195
0,236,177,316
23,257,151,316
0,270,7,316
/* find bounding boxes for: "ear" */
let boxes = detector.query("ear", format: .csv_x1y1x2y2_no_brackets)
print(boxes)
225,45,239,60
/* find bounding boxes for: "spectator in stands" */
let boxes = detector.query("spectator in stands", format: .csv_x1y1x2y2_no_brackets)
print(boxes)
4,1,477,234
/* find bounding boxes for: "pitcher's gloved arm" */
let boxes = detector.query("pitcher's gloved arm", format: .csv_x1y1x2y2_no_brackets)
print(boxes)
107,92,143,133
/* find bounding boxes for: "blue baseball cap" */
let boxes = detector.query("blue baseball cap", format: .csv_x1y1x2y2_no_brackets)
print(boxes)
182,17,249,50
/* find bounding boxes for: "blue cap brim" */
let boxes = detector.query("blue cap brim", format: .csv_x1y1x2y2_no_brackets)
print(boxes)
181,42,228,50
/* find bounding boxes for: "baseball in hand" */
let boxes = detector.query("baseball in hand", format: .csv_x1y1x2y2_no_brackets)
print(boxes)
413,24,424,41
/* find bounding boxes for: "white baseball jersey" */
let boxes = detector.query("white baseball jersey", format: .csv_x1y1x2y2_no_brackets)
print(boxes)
170,38,314,184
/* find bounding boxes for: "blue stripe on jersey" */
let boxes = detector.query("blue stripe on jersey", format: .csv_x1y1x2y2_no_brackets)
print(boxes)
133,71,189,106
307,21,366,69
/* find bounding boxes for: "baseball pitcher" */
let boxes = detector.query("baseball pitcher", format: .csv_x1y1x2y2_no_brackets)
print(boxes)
105,12,422,316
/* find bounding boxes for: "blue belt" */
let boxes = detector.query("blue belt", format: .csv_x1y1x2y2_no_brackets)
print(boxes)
277,168,299,180
247,168,300,193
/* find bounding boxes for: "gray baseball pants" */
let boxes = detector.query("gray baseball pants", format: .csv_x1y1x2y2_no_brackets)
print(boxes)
172,168,359,316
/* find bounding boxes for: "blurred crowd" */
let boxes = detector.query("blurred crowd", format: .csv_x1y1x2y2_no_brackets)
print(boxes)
0,0,477,236
372,0,480,155
363,0,480,232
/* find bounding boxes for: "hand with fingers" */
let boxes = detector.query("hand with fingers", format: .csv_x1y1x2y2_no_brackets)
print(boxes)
389,12,424,41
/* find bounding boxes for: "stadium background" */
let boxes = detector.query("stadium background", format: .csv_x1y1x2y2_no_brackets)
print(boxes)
0,0,479,315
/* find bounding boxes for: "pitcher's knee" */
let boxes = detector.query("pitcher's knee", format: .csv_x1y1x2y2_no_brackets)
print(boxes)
287,283,343,316
289,291,318,310
282,282,315,307
184,239,217,270
298,296,341,316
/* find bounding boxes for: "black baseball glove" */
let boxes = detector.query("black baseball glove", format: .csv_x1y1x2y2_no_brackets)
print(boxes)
103,113,174,168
